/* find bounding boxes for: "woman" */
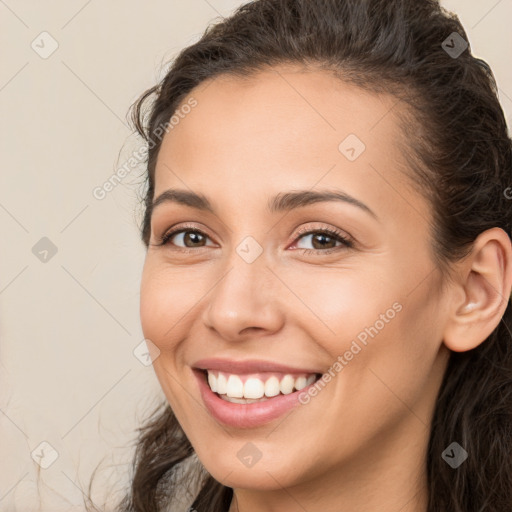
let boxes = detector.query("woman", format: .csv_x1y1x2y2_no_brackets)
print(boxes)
95,0,512,510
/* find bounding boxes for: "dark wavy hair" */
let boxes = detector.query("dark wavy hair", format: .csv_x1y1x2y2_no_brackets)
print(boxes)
87,0,512,511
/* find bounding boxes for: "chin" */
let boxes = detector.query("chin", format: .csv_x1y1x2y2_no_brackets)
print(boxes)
214,466,295,491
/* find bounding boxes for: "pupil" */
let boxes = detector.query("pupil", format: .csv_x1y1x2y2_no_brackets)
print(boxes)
313,234,333,249
186,232,203,247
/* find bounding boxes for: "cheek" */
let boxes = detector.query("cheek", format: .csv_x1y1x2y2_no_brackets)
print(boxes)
289,268,400,354
298,265,439,406
139,263,204,419
330,281,445,437
139,261,205,349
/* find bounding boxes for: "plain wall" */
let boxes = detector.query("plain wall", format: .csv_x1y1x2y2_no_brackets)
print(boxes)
1,1,511,510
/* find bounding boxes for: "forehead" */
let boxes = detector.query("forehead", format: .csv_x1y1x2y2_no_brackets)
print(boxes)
153,64,428,223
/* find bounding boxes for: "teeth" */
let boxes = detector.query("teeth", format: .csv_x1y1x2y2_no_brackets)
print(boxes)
306,374,316,386
206,370,318,399
244,377,265,399
295,376,307,390
221,395,269,404
216,373,227,394
279,374,295,395
226,375,244,398
207,372,217,393
264,376,280,397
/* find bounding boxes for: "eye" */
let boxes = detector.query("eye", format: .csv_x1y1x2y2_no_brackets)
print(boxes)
155,224,215,252
291,227,354,255
153,223,354,255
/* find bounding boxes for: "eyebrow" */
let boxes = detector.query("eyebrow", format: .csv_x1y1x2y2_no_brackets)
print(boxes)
151,188,378,220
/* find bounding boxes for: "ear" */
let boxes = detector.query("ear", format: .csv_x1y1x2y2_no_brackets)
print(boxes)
443,227,512,353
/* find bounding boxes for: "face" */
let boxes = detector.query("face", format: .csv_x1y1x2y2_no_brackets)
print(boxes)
140,65,452,493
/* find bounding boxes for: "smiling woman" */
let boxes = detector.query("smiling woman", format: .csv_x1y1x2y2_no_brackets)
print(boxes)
89,1,512,511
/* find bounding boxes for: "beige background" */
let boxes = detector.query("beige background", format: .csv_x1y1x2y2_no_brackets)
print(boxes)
0,1,511,510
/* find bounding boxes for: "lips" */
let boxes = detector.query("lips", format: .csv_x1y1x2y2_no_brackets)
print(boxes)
191,358,323,428
193,357,323,374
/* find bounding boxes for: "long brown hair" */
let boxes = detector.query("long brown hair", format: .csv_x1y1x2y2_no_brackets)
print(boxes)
90,1,512,510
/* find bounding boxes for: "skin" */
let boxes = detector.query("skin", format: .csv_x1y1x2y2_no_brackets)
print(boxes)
139,64,512,512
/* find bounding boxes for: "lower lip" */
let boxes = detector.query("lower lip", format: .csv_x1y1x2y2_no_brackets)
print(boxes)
193,369,316,428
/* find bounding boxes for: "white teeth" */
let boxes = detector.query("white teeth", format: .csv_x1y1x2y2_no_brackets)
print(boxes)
216,373,227,394
208,372,217,393
244,377,265,399
264,376,280,397
295,376,307,390
279,374,295,395
221,395,269,404
206,370,319,399
226,375,244,398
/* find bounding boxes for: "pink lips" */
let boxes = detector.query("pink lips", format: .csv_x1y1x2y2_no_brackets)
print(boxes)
192,358,322,429
193,357,321,375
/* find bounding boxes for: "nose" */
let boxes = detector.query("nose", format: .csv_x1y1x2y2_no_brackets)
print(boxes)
201,253,285,341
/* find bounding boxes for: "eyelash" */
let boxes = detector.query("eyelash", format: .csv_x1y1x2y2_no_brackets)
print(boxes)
293,226,354,254
155,223,354,256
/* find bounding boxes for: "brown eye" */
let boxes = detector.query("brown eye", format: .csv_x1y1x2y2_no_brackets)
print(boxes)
293,227,354,255
159,227,215,249
298,232,339,250
175,230,206,247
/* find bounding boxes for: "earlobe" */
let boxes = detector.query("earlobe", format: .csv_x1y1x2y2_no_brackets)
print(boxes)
443,227,512,353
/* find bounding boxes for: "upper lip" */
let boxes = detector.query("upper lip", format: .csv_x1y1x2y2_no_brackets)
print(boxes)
192,357,322,375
